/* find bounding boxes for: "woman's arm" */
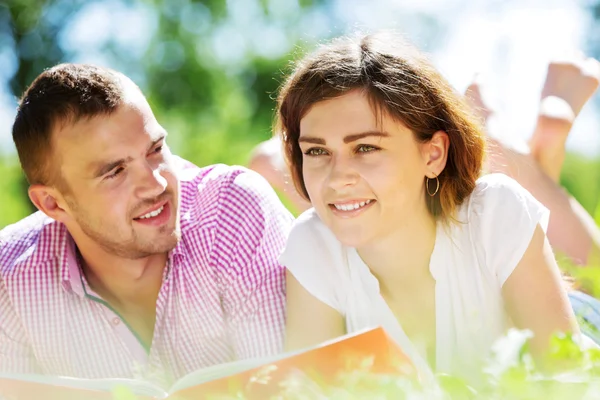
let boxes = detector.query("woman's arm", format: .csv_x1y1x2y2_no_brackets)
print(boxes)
502,223,580,368
284,269,346,352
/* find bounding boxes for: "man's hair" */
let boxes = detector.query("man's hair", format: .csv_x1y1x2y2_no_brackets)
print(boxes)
12,63,127,187
275,31,486,221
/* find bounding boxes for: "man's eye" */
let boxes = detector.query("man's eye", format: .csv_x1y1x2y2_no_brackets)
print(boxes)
105,167,124,180
304,148,328,156
152,145,163,154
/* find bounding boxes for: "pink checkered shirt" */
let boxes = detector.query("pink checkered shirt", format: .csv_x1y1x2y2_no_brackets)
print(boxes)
0,162,292,387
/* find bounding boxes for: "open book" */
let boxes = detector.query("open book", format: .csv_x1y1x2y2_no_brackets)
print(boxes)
0,326,418,400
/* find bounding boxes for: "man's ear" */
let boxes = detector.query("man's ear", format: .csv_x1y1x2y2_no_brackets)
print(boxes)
28,185,71,223
423,130,449,178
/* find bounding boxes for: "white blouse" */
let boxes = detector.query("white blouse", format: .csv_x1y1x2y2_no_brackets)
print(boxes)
279,174,552,385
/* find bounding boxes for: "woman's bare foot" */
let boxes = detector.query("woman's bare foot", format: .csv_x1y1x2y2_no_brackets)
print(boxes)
462,66,600,267
463,74,523,176
529,56,600,182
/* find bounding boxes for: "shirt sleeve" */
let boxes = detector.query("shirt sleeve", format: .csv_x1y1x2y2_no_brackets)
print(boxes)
278,209,348,314
0,277,40,374
469,173,550,287
211,167,293,360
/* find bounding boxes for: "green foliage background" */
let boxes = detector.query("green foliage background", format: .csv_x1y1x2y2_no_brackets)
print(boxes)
0,0,599,226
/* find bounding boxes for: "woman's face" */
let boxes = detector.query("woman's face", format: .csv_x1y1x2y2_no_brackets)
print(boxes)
299,90,443,248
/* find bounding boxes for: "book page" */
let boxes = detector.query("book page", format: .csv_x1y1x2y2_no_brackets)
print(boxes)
0,373,168,399
167,353,290,394
0,327,414,399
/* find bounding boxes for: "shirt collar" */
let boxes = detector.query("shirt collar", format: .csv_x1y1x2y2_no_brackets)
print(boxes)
60,231,86,297
59,229,185,297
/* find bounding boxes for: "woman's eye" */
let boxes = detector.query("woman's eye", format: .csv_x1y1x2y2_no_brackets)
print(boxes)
304,148,328,156
357,144,378,153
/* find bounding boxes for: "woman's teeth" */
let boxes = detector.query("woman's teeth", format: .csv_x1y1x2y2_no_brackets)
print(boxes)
333,199,372,211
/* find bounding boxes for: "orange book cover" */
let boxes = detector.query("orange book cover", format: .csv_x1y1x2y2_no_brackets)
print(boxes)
171,326,417,399
0,327,418,400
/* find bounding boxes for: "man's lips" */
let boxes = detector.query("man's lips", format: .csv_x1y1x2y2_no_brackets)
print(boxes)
133,200,169,220
132,201,172,227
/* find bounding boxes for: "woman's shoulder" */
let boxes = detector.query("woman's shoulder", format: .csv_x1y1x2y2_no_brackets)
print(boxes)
462,173,546,221
459,173,549,286
288,208,340,244
472,173,529,201
279,208,349,313
282,209,347,265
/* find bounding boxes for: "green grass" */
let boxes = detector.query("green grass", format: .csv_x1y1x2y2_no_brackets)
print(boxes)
0,158,33,228
109,330,600,399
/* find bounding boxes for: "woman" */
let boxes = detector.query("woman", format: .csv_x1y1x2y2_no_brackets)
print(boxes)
250,49,600,270
275,31,593,385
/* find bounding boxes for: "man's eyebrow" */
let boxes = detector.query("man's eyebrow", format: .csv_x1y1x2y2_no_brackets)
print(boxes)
91,156,134,178
91,134,167,178
148,134,166,151
89,131,167,178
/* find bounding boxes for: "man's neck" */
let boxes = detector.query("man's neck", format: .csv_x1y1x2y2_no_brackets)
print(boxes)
76,246,167,314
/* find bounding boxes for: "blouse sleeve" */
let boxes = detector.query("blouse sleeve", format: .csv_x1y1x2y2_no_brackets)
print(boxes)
278,209,347,314
469,173,550,287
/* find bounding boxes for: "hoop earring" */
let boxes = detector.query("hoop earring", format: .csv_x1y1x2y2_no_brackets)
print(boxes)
426,176,439,197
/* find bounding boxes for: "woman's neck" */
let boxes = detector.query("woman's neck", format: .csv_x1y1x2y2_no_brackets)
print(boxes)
357,210,438,290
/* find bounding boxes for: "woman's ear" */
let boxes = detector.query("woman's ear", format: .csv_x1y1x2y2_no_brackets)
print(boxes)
423,130,449,178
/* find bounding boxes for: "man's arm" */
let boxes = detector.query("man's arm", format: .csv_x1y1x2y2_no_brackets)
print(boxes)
0,277,40,373
213,168,292,359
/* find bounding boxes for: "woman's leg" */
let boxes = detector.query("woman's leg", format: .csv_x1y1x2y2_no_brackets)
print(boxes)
465,57,600,266
528,56,600,182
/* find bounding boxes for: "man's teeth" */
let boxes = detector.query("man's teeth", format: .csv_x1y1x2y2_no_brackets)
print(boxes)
334,199,372,211
138,205,164,219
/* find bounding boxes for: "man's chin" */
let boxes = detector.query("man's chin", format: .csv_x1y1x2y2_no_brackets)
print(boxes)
164,229,182,251
155,230,181,252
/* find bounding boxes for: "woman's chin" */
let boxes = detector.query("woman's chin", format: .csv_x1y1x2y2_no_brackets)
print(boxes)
331,229,373,249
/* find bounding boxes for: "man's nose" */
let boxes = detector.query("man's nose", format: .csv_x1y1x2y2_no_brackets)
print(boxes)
135,162,167,199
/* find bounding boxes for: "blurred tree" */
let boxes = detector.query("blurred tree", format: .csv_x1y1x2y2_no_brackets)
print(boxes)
0,0,333,227
589,1,600,61
0,0,599,229
139,0,334,168
2,0,102,216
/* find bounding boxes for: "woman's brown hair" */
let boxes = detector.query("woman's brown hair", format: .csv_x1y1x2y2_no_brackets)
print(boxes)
275,31,486,220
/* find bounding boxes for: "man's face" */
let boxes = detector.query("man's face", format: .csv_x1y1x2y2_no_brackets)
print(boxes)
52,91,180,259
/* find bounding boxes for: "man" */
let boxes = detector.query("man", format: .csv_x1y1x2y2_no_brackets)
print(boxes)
0,64,292,387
